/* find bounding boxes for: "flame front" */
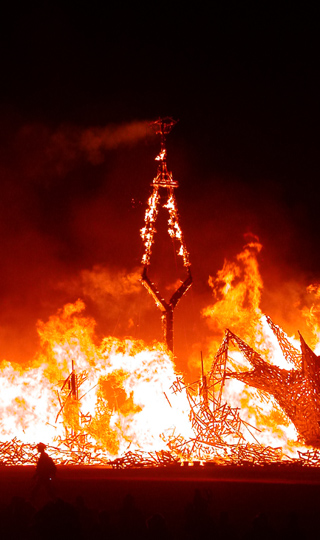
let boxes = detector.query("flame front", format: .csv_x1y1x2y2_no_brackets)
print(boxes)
2,239,320,465
0,299,192,461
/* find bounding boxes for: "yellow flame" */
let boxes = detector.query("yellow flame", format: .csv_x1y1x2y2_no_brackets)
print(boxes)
0,300,192,457
202,238,320,457
141,187,190,268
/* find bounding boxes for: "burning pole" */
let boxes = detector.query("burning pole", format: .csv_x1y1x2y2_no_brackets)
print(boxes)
56,360,89,438
140,118,192,352
199,351,209,408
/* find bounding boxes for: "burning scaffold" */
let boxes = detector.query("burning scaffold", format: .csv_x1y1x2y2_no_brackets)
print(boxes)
140,117,192,352
213,316,320,448
163,313,320,467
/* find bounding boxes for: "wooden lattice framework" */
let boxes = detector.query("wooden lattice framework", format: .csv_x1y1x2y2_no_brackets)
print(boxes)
212,318,320,447
140,118,192,352
167,361,263,463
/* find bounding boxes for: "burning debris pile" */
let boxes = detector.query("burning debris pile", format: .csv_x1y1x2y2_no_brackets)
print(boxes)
2,315,320,467
166,375,283,466
163,314,320,467
0,297,201,467
0,438,179,467
2,293,320,467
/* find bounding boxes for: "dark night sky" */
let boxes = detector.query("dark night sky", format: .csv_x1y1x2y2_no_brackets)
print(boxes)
0,4,319,372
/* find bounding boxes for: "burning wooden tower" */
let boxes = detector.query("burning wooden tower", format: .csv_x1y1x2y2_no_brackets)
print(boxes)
140,118,192,352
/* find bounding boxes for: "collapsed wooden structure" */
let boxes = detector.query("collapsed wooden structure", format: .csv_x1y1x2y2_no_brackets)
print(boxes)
214,316,320,447
2,315,320,466
1,436,320,468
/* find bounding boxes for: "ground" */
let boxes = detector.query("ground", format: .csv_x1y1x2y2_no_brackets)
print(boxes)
1,465,320,538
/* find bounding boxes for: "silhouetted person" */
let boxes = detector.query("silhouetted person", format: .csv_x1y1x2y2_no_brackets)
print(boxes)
74,495,96,539
3,495,35,539
216,510,235,540
243,511,275,539
146,512,171,540
117,492,146,540
183,489,214,539
30,442,57,504
32,498,81,540
282,511,304,540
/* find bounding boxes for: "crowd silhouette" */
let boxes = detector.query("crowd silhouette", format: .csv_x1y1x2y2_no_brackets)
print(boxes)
0,445,315,540
0,485,314,540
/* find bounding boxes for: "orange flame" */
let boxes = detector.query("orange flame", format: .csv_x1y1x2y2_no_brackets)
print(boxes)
203,238,263,344
2,238,320,463
202,237,320,457
0,299,192,458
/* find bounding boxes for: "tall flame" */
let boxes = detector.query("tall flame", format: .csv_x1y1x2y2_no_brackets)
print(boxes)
203,237,320,457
